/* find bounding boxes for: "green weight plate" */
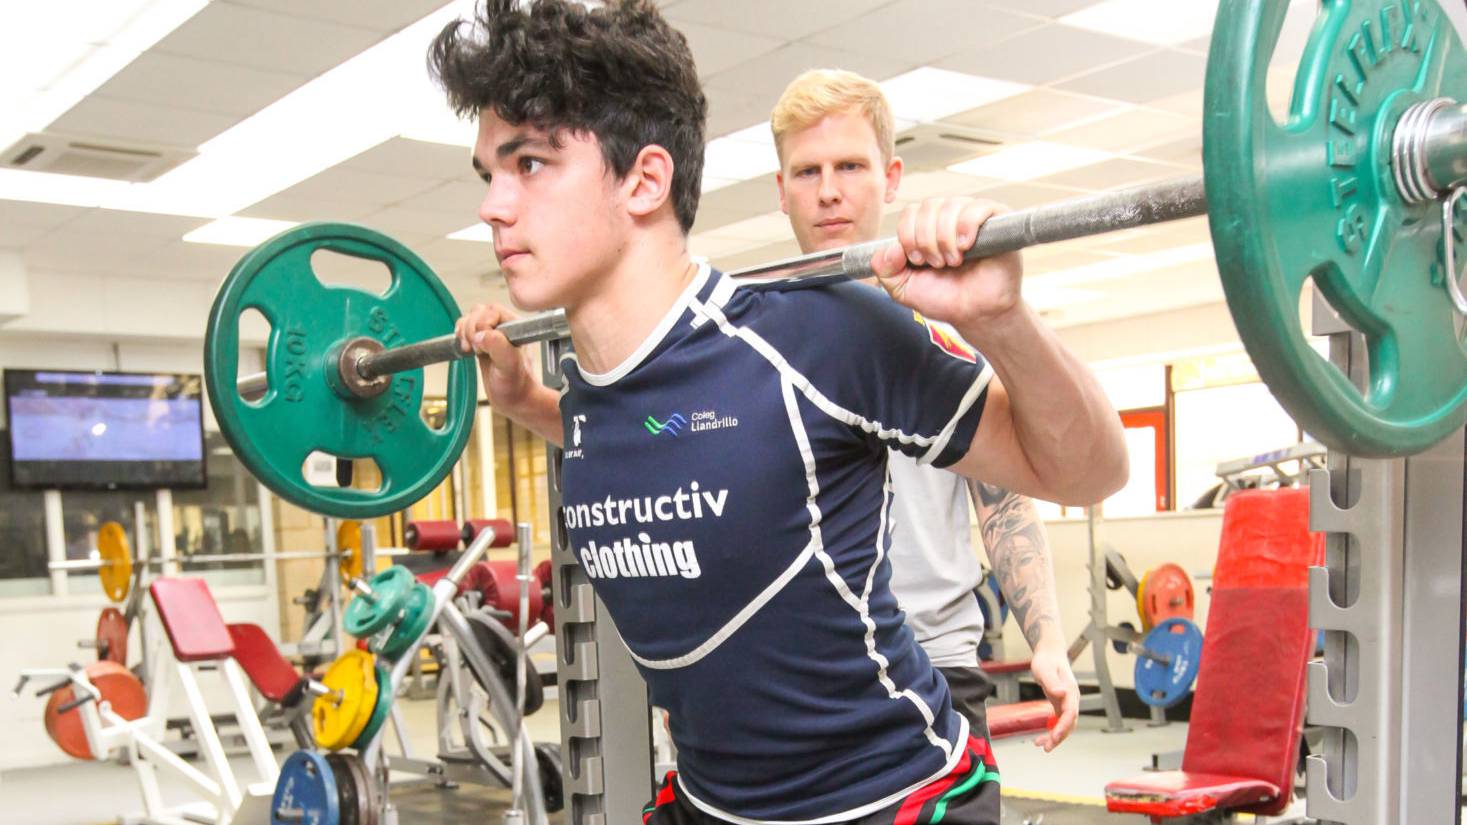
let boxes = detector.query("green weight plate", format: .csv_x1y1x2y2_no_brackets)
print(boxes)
374,582,436,661
204,222,477,518
344,566,414,638
352,666,394,752
1204,0,1467,457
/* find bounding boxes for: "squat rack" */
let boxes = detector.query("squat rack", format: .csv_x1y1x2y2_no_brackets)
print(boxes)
535,293,1467,825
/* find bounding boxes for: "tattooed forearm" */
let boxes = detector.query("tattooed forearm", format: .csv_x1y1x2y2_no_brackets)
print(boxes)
970,480,1062,650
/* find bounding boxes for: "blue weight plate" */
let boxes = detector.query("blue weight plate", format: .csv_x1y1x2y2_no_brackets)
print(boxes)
1134,617,1203,709
273,750,340,825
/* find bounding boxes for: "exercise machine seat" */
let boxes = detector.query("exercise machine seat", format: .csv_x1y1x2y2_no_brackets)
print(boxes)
1105,487,1322,821
149,578,235,662
227,623,306,706
986,699,1056,739
1104,772,1279,818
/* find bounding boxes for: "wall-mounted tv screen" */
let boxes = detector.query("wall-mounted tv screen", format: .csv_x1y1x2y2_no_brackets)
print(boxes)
5,369,206,490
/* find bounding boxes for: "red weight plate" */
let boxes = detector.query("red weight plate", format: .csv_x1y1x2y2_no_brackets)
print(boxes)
44,661,147,760
95,607,129,666
1139,563,1194,631
483,560,543,631
535,560,555,633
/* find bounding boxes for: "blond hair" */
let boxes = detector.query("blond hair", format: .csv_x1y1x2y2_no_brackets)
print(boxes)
770,68,895,165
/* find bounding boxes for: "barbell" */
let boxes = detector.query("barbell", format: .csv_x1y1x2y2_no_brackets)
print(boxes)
206,0,1467,519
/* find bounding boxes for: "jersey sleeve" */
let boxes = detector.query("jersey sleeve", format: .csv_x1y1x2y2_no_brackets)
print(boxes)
747,281,993,468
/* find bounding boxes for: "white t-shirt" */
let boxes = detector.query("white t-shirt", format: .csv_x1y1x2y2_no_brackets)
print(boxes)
885,449,987,668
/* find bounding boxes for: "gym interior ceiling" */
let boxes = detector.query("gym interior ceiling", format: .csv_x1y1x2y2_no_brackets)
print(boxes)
12,0,1457,346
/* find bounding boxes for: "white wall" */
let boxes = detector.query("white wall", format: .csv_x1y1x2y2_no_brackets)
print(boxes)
0,334,281,770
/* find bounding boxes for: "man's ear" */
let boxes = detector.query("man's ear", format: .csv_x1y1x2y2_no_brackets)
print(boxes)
776,171,789,215
884,155,904,204
624,144,676,219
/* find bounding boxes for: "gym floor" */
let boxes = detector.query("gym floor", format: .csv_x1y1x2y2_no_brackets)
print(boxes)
0,694,1306,825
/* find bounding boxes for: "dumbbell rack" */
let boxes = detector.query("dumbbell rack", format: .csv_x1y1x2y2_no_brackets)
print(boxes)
1304,298,1467,825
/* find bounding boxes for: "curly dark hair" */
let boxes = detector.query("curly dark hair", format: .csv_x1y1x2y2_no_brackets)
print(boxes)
429,0,707,233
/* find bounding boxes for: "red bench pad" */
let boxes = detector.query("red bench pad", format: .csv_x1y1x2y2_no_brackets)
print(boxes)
1105,771,1279,818
979,659,1031,675
149,578,234,662
227,623,304,704
986,700,1055,739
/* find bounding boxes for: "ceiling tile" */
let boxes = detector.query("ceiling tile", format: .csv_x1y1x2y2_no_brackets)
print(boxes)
706,89,783,139
1023,248,1120,271
714,238,802,272
343,138,478,183
981,0,1104,17
94,52,305,118
675,20,786,79
942,88,1126,139
397,180,485,216
1035,156,1180,190
357,205,471,239
227,0,449,33
271,166,443,207
1055,49,1205,104
24,231,172,274
155,3,382,78
700,175,781,218
1133,134,1202,167
239,193,380,223
703,42,912,117
1146,89,1204,119
691,205,752,235
689,233,759,260
0,200,88,230
0,222,55,249
49,97,240,151
416,238,496,271
710,211,794,243
1042,106,1194,153
58,210,210,240
806,1,1041,65
938,24,1148,86
894,171,991,200
667,0,889,40
969,181,1090,210
1087,216,1210,255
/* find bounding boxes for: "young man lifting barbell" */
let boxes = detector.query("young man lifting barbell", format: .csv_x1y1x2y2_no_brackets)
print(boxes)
440,2,1126,824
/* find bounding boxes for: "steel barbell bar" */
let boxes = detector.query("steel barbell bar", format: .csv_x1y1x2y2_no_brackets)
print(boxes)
232,100,1467,403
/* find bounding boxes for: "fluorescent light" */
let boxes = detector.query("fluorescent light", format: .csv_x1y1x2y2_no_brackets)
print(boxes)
398,105,478,147
0,0,209,152
880,68,1029,124
0,168,136,208
448,224,493,243
703,134,780,182
948,142,1112,181
1059,0,1220,46
184,217,299,247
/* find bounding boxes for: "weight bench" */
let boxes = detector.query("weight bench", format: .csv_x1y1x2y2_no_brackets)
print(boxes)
227,622,318,750
1104,488,1322,823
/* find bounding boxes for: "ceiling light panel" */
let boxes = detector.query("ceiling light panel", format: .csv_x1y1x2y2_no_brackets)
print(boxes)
880,67,1030,124
1059,0,1221,46
183,216,298,247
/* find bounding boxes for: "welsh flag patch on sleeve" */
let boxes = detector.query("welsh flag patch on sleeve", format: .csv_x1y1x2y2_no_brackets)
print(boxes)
912,310,978,364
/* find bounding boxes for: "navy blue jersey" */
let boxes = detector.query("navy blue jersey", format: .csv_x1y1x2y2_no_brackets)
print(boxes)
558,266,993,823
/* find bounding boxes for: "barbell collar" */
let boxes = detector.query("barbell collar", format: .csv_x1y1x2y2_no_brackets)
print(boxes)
1424,101,1467,196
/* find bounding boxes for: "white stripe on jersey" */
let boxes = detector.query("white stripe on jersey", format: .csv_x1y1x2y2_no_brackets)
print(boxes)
691,293,956,760
688,290,992,461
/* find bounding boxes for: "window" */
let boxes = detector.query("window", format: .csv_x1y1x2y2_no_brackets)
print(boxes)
170,432,266,585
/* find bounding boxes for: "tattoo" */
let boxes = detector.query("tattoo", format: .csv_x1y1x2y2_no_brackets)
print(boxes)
970,480,1061,650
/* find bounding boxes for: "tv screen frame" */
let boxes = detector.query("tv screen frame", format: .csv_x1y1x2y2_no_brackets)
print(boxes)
4,368,208,491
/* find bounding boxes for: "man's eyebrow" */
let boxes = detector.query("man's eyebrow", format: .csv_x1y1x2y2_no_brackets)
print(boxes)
496,135,550,159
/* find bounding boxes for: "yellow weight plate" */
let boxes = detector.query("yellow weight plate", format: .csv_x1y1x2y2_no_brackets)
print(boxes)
97,522,132,604
337,521,364,586
1135,569,1152,632
313,650,380,751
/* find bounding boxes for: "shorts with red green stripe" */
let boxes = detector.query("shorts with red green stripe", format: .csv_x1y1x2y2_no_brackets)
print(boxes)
642,735,1000,825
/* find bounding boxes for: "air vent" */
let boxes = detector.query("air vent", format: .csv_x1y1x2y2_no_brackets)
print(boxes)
2,133,195,182
893,123,1003,171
